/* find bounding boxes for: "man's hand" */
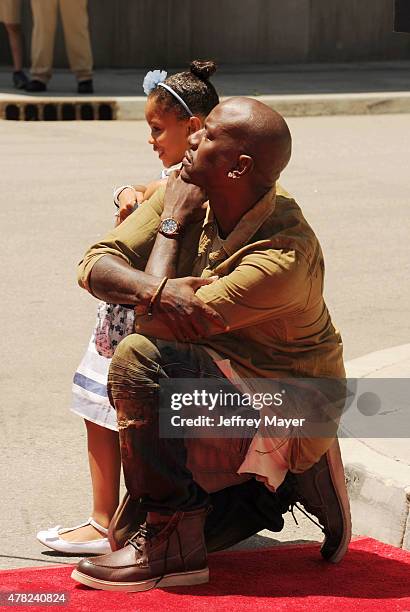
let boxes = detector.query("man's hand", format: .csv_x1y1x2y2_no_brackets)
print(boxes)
162,171,207,225
135,276,228,341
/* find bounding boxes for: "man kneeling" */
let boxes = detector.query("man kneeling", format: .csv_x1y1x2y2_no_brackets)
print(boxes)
72,97,351,591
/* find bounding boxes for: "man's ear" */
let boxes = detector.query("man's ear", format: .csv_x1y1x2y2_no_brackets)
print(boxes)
228,155,254,179
188,116,202,135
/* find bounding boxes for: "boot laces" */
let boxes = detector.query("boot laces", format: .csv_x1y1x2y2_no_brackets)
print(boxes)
276,473,326,534
290,502,325,533
127,522,160,553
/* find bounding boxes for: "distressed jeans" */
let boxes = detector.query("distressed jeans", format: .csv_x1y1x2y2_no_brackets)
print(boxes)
107,333,252,514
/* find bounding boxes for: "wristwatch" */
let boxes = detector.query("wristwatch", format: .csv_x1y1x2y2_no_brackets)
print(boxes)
158,217,182,238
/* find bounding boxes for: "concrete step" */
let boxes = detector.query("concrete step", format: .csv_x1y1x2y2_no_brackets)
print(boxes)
2,91,410,121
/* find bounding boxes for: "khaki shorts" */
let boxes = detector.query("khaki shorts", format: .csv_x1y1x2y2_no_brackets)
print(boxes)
0,0,21,24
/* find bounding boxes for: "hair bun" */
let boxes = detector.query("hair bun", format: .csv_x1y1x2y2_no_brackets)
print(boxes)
190,59,217,81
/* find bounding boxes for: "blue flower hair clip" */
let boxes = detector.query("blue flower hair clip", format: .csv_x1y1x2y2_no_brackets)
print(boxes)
143,69,167,95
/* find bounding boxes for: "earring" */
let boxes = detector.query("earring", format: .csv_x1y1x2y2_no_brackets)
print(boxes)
227,171,238,179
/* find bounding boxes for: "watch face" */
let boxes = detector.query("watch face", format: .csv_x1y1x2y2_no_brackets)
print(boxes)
161,218,179,235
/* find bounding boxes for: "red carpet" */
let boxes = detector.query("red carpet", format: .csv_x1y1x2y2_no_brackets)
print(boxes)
1,538,410,611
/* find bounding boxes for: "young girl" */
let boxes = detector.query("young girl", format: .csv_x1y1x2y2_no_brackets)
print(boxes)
36,60,219,555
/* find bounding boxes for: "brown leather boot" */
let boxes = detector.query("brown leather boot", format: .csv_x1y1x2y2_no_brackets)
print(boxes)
277,438,351,563
109,482,285,555
71,507,209,592
108,493,143,551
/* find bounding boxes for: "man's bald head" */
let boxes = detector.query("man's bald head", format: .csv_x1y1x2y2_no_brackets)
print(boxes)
182,97,292,196
214,97,292,185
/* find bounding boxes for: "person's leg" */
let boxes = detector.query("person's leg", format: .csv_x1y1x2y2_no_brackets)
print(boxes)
109,335,210,514
106,338,350,560
4,22,23,71
30,0,57,83
60,420,121,542
87,420,121,524
72,335,250,590
4,20,28,89
106,336,285,550
59,0,93,83
1,1,27,88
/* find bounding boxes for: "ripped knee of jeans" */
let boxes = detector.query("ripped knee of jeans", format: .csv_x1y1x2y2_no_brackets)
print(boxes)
117,416,148,430
114,397,156,431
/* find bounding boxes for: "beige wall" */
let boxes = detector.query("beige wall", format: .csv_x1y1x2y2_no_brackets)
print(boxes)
1,0,410,68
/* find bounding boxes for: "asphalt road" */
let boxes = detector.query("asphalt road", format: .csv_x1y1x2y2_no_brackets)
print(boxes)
1,114,409,569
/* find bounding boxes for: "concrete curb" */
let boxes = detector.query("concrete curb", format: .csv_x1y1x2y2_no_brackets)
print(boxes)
341,438,410,550
343,345,410,550
2,91,410,120
253,92,410,118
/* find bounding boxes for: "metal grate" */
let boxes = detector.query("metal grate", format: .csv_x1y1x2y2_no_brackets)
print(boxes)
1,101,116,121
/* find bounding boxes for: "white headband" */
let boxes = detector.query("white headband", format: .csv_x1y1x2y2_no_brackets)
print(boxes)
158,83,193,117
142,69,193,117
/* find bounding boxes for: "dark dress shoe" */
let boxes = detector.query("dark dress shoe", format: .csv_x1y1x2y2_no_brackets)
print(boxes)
26,79,47,92
277,438,352,563
77,79,94,94
72,507,209,592
13,71,28,90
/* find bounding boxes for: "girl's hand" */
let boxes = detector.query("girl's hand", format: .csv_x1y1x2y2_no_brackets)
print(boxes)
118,186,145,223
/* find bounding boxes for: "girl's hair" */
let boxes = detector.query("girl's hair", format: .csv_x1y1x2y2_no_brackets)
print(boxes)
150,60,219,120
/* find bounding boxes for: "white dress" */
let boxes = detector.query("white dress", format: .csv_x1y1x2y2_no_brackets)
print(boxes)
71,325,117,431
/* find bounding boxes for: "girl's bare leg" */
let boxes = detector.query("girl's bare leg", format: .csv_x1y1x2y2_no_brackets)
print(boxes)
61,420,121,542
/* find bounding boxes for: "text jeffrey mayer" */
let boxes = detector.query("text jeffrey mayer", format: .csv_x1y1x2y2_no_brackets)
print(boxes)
217,415,306,428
